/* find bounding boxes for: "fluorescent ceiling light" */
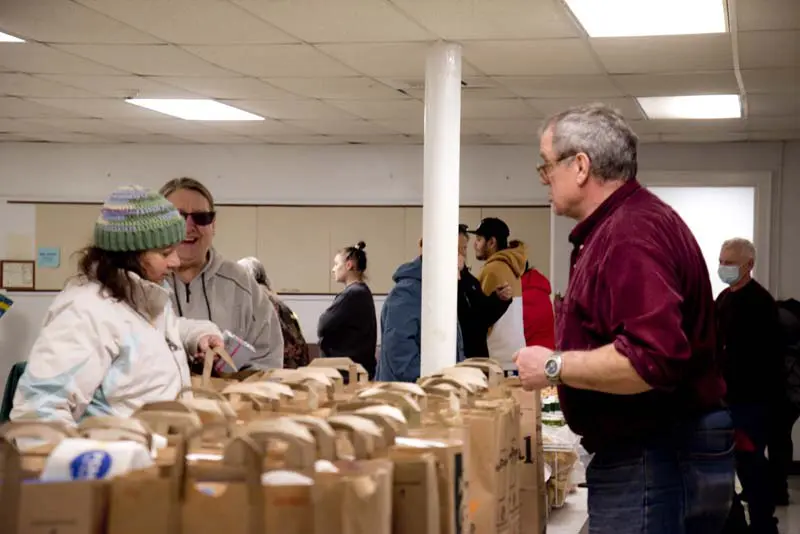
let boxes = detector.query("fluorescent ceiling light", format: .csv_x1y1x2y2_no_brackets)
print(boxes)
125,99,264,121
564,0,727,38
0,31,25,42
637,95,742,120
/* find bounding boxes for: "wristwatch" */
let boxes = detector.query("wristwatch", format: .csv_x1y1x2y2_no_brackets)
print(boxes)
544,352,563,385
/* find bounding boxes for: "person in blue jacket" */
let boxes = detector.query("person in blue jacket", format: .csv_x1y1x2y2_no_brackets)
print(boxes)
377,247,464,382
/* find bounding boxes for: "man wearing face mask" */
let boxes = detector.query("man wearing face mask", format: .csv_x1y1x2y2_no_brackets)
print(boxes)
716,238,782,534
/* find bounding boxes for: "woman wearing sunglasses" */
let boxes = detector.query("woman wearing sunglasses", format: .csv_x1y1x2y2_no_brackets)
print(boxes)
160,178,284,372
11,185,224,425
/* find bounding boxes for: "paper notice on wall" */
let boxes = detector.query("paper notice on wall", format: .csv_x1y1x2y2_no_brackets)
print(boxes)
37,247,61,268
6,233,35,260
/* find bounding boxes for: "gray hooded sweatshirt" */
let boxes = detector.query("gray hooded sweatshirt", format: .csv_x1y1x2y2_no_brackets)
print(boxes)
167,249,283,370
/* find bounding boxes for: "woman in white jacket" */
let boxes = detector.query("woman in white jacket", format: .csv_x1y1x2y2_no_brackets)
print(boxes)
11,185,224,426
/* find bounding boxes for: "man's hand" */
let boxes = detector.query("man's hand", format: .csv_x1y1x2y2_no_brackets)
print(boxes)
512,345,554,391
495,283,512,301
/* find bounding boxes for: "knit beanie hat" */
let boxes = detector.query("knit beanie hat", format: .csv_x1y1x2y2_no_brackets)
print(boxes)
94,185,186,252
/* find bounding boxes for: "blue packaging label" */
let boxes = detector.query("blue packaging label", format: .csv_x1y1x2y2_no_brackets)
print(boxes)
69,450,112,480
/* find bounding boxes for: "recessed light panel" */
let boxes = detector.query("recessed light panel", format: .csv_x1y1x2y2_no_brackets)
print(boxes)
564,0,727,38
125,99,264,121
637,95,742,119
0,31,25,43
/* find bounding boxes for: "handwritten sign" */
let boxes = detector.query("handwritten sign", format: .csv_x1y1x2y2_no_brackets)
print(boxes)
37,247,60,268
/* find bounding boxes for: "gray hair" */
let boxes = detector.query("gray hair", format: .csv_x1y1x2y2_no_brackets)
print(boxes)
541,103,638,182
238,256,271,290
722,238,756,262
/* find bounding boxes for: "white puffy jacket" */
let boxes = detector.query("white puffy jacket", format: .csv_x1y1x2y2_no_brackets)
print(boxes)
11,274,221,426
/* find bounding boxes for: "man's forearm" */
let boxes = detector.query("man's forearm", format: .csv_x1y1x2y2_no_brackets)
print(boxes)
561,344,653,395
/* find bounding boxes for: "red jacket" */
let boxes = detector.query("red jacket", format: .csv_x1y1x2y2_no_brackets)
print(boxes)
521,269,555,349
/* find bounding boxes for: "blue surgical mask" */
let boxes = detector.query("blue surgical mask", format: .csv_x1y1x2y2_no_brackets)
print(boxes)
718,265,741,285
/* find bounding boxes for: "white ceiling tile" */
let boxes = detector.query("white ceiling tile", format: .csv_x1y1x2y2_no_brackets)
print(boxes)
266,77,405,100
0,97,82,118
36,74,198,98
318,42,478,78
0,133,35,142
495,75,623,98
462,99,542,119
0,118,62,133
392,0,579,40
747,130,800,141
325,99,424,120
260,135,344,145
372,119,424,135
591,34,733,74
528,97,645,120
611,72,740,97
21,132,115,143
282,119,395,135
477,134,538,145
172,133,260,144
26,98,170,120
226,100,359,120
0,43,124,75
185,44,356,77
154,77,295,99
746,93,800,116
741,69,800,94
0,0,159,43
0,74,98,98
54,45,231,76
738,31,800,69
659,132,749,143
743,116,800,131
231,0,431,42
111,119,227,135
736,0,800,31
628,119,746,135
20,117,152,135
209,120,314,136
463,40,603,76
109,133,190,143
462,119,543,136
74,0,297,44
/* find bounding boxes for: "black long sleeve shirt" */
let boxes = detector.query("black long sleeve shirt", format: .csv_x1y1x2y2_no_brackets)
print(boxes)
317,282,378,379
457,267,511,358
716,279,783,406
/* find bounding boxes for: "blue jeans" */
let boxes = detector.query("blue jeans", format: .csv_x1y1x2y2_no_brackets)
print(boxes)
586,410,735,534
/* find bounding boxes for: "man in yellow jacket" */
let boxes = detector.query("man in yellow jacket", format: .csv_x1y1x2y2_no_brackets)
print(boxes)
469,217,528,371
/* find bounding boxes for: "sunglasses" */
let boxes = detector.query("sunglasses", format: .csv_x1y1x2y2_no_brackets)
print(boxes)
180,210,216,226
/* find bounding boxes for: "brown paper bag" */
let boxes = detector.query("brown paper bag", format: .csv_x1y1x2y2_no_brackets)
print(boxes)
315,414,394,534
0,421,108,534
190,346,240,391
307,357,370,394
507,381,546,534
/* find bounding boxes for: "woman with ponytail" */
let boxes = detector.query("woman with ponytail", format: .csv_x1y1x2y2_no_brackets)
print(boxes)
317,241,378,378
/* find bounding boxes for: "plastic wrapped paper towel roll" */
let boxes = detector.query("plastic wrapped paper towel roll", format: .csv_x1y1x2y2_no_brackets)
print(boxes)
39,438,154,481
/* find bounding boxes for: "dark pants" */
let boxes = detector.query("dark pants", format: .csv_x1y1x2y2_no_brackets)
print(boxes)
586,410,735,534
767,400,800,503
728,403,779,534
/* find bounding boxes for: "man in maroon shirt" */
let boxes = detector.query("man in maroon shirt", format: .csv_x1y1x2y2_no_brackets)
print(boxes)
514,104,734,534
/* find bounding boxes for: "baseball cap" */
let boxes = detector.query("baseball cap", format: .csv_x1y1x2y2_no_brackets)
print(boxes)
468,217,510,241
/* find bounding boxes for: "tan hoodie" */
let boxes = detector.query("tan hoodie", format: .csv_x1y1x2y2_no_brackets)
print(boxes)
478,241,528,369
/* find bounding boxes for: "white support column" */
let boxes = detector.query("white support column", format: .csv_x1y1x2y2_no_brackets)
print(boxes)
420,41,462,377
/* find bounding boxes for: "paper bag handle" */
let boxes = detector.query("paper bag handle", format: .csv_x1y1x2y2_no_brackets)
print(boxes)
200,346,237,387
0,420,78,444
373,381,426,398
284,415,337,460
456,360,504,387
77,416,152,449
350,409,408,448
237,418,316,469
326,414,383,460
132,409,203,438
357,388,421,413
176,386,227,402
419,375,478,394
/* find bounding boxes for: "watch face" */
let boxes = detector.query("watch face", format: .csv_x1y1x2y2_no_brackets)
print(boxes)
545,359,559,376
